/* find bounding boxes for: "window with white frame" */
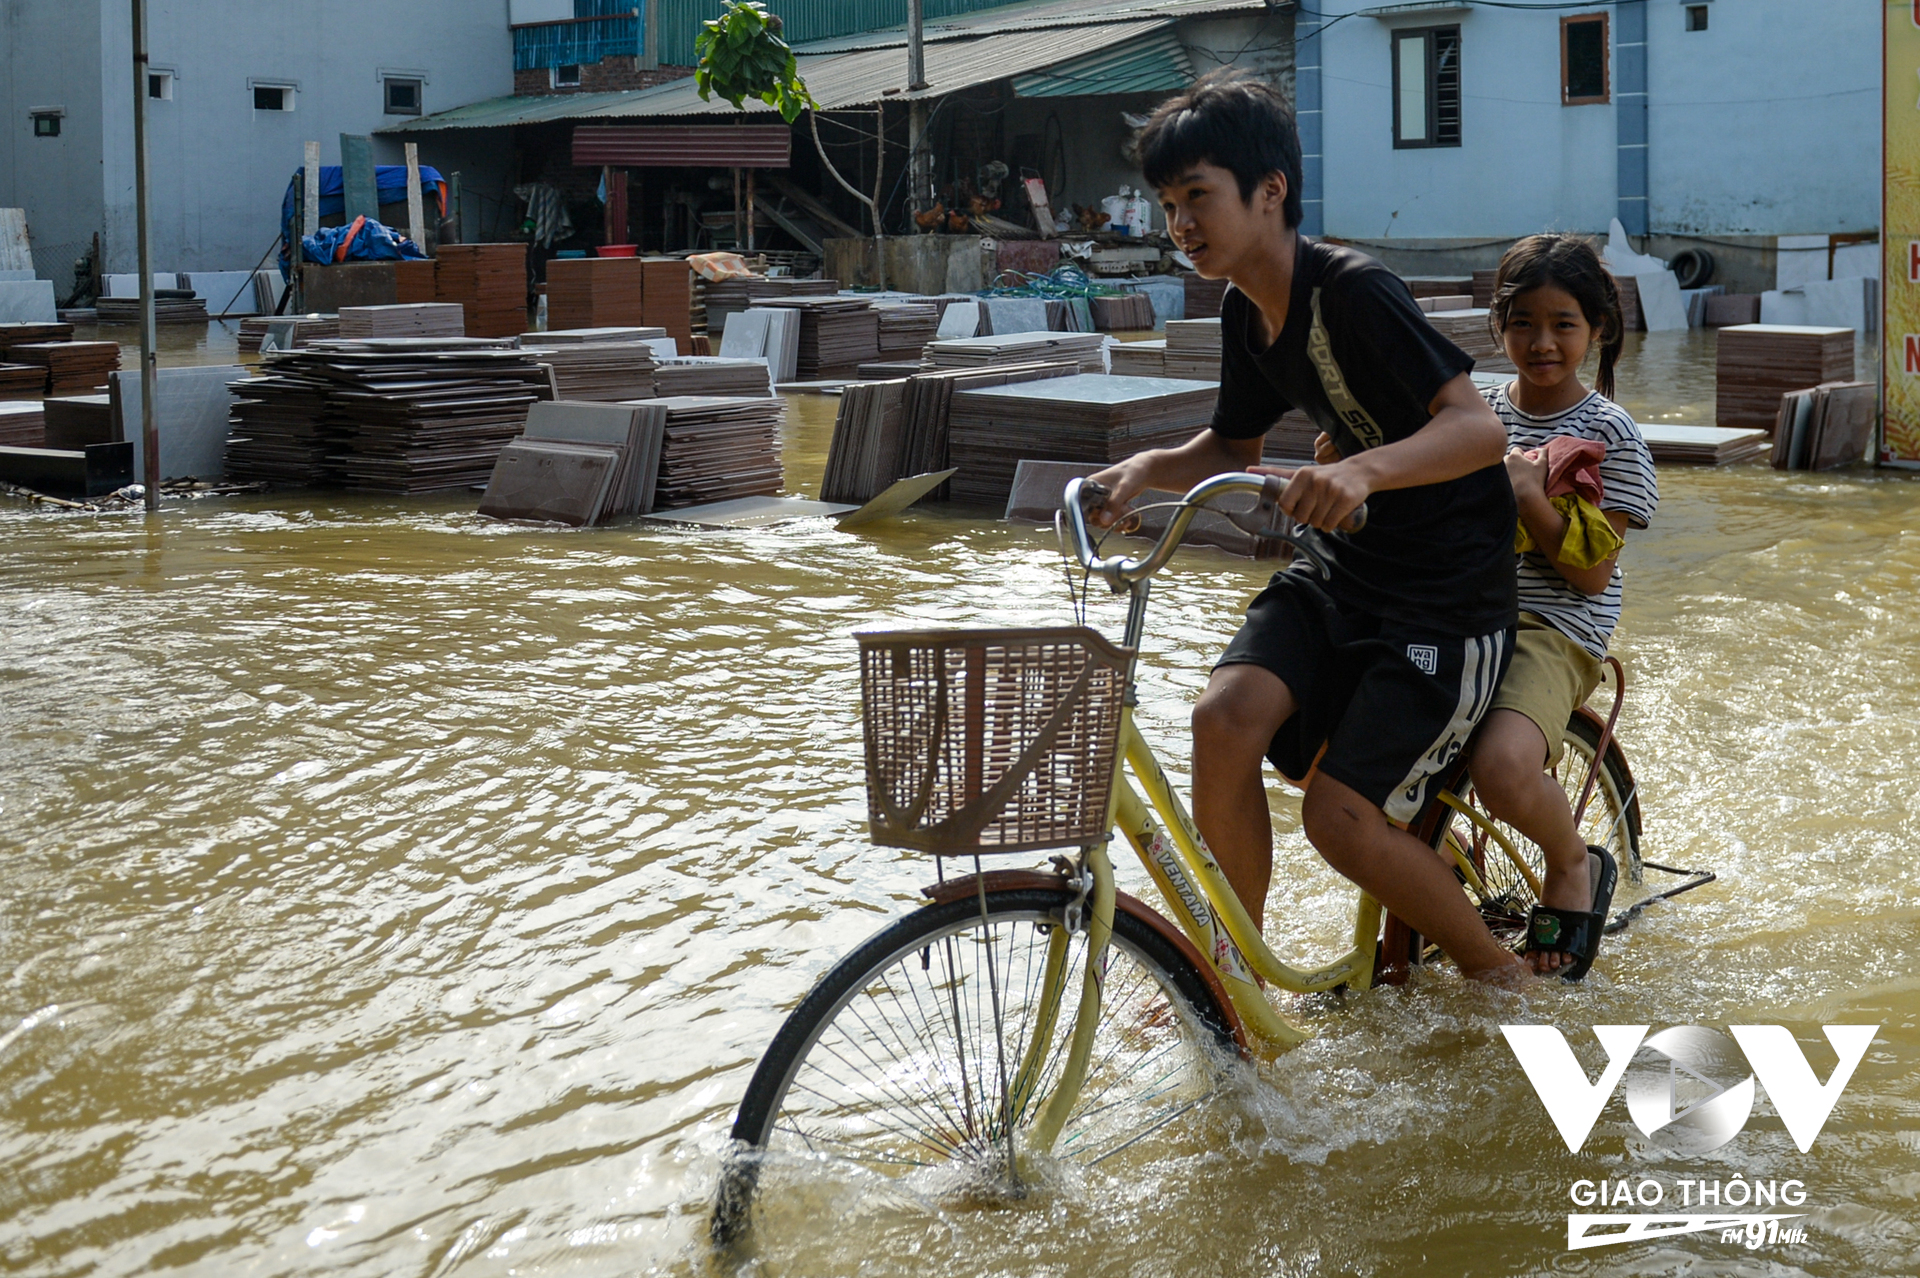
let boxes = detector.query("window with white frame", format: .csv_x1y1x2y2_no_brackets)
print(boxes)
1392,26,1461,149
147,70,173,100
384,77,422,115
253,84,295,111
552,64,582,88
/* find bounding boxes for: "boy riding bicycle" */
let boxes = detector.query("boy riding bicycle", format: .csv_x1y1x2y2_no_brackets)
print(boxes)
1088,71,1529,983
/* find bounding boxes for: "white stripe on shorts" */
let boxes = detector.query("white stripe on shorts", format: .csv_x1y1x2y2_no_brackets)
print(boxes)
1384,629,1508,824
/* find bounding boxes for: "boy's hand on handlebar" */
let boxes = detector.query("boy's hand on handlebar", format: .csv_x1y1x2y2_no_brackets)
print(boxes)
1082,459,1147,528
1250,461,1371,533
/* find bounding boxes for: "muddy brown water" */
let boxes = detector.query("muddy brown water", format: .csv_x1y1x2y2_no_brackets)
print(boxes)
3,329,1917,1275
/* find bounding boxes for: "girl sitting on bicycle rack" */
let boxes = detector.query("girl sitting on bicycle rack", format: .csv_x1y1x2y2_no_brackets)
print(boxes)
1464,234,1659,978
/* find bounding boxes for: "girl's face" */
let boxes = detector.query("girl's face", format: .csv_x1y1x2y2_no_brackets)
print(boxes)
1500,283,1594,393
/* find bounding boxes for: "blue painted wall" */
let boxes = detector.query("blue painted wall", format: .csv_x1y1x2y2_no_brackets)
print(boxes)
1310,0,1876,240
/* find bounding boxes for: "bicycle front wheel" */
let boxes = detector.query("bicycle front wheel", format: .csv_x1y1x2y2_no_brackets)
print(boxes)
715,884,1238,1243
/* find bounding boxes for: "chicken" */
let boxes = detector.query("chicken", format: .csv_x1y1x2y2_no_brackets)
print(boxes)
913,202,946,233
947,210,971,233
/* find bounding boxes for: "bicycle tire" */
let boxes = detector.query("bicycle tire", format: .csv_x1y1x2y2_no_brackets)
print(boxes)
713,884,1238,1244
1452,710,1644,944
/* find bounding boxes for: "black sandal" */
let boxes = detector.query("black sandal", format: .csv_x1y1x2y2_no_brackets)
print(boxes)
1524,845,1618,982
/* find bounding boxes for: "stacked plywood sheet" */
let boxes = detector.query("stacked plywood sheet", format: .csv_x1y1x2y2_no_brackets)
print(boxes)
224,363,335,485
1715,325,1854,432
338,303,465,339
946,372,1219,506
1182,273,1229,320
1423,309,1517,374
702,276,793,334
434,244,526,338
12,342,121,394
1164,318,1221,380
821,379,910,503
875,301,939,354
923,331,1105,374
479,400,665,525
0,401,42,447
523,326,667,345
760,296,878,377
892,362,1078,491
1637,424,1771,466
1471,269,1498,309
1606,274,1643,332
0,321,74,353
0,363,45,394
647,394,784,508
1090,292,1155,331
1110,339,1166,378
642,259,695,347
96,294,209,325
237,315,339,353
1400,275,1473,301
546,258,646,330
652,356,772,397
1769,381,1875,470
521,341,657,401
396,258,438,304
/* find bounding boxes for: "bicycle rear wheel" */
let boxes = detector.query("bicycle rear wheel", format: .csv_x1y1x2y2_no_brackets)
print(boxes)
1452,710,1644,944
713,884,1238,1244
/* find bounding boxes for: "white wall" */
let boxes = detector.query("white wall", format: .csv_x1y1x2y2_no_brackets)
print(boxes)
2,0,515,274
1646,0,1878,235
0,0,107,285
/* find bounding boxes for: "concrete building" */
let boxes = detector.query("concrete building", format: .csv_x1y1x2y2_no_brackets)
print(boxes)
1298,0,1878,287
0,0,514,282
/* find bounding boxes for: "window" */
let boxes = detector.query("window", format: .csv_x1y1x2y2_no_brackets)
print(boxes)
1392,26,1461,149
253,84,294,111
384,77,422,115
32,111,61,137
1562,14,1609,105
147,71,173,100
1685,4,1709,32
552,64,582,88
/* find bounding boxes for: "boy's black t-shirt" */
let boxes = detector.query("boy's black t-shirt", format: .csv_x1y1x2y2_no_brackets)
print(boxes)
1210,238,1517,636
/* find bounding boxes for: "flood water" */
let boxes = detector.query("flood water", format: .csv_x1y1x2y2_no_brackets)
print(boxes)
3,329,1918,1275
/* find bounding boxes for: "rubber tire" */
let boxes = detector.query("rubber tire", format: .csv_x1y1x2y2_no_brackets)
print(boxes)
1669,248,1715,290
713,885,1237,1245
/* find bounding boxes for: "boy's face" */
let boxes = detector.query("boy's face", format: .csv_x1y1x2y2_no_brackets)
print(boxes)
1155,162,1289,280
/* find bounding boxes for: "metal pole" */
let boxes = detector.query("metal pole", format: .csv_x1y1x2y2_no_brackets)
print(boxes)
131,0,158,511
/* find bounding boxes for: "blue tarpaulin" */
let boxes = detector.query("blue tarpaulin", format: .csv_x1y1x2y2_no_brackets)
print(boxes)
278,164,447,278
301,217,428,266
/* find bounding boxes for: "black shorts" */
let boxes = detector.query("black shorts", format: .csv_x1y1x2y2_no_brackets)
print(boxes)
1216,571,1513,824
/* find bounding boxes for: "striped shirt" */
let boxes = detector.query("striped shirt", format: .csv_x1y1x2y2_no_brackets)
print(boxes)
1483,385,1659,658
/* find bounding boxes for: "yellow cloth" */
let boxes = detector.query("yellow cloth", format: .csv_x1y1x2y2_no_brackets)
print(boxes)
1515,494,1624,569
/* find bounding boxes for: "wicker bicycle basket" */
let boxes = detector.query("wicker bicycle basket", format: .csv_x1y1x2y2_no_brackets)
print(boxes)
857,626,1133,855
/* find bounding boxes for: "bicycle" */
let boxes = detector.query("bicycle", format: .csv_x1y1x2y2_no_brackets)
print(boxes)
711,471,1662,1245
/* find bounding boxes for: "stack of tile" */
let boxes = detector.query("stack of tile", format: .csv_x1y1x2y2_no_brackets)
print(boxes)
875,302,940,354
1715,325,1855,432
702,276,791,334
1090,292,1156,331
1637,424,1770,466
523,326,667,344
891,361,1079,492
946,372,1219,506
435,244,527,338
521,341,657,401
761,296,879,377
0,321,74,352
648,394,784,508
1471,269,1499,309
96,293,210,325
0,363,46,394
1400,276,1474,301
652,356,773,397
1605,274,1643,331
224,363,335,485
1109,340,1166,377
642,259,695,347
11,342,121,394
1424,310,1517,374
923,331,1106,374
0,401,42,447
821,379,910,502
715,307,799,383
338,303,466,339
1182,273,1229,320
479,400,665,525
1164,319,1222,380
237,315,339,353
1769,381,1875,471
546,258,646,330
790,279,841,296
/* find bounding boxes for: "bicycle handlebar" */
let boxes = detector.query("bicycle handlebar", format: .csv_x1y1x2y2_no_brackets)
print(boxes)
1059,472,1368,587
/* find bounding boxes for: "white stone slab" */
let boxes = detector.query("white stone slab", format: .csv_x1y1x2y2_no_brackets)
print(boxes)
0,209,29,272
1634,270,1689,332
1774,234,1829,290
187,271,267,316
936,300,980,339
109,364,246,481
0,279,56,323
0,269,35,282
102,273,181,297
1796,275,1876,339
985,297,1048,336
717,308,770,359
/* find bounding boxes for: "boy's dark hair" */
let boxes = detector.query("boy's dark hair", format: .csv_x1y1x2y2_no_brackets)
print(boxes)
1490,233,1626,400
1140,70,1303,228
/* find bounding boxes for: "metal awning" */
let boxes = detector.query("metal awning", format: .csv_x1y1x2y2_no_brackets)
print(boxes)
572,124,793,168
1011,26,1193,97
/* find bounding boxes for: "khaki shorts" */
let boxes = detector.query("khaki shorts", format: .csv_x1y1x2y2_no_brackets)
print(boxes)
1488,615,1603,768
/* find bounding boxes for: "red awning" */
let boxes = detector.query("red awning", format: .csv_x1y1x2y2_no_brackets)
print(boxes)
571,124,792,169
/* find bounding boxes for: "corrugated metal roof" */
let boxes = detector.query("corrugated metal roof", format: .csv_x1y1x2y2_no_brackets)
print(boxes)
793,0,1266,53
572,124,794,167
379,89,635,133
1011,25,1192,96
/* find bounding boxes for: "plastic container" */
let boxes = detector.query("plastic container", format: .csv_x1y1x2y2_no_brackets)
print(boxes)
596,244,638,258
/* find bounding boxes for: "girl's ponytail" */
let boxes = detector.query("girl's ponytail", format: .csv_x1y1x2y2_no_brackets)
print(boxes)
1488,233,1628,400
